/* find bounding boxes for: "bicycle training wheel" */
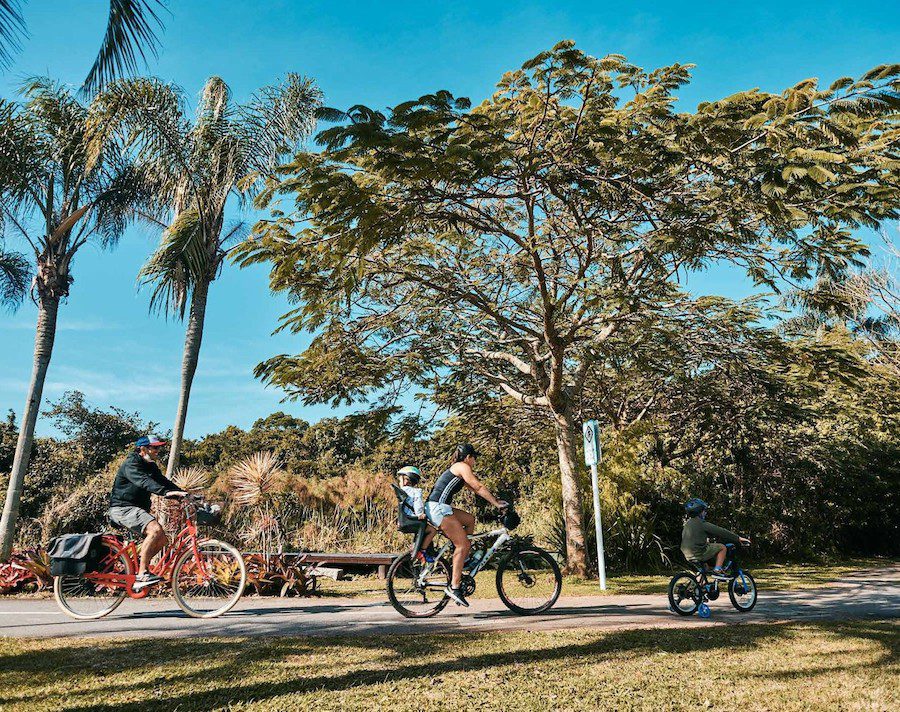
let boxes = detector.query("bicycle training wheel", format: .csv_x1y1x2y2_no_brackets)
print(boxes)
172,539,246,618
668,573,701,616
386,552,451,618
728,571,758,612
54,544,131,620
496,547,562,615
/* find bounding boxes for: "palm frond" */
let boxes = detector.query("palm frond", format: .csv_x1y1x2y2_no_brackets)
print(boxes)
81,0,168,96
236,73,322,185
0,245,29,310
0,0,26,69
92,160,164,248
138,206,210,318
85,77,189,182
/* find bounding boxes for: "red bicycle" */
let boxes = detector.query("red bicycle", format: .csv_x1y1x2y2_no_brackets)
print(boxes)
53,496,246,619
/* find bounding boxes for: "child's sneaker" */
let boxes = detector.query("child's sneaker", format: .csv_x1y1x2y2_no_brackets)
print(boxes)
711,567,729,580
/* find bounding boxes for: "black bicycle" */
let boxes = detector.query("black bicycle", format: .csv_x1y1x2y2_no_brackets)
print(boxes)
386,491,562,618
668,543,757,617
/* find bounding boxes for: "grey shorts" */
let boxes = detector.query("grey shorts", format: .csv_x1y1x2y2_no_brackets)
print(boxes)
108,506,156,536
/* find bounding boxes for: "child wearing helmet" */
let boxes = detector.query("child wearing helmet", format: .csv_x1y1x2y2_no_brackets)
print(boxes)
681,498,751,576
397,465,438,563
397,466,426,520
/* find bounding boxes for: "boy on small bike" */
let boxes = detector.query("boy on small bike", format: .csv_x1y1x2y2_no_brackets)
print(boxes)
681,498,751,577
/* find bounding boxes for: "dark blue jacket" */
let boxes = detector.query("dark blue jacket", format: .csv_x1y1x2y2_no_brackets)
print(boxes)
109,452,182,511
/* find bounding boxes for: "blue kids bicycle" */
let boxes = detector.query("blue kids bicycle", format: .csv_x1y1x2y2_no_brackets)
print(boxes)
668,543,758,618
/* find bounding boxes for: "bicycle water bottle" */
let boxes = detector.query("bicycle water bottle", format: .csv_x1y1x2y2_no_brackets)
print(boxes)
466,546,485,569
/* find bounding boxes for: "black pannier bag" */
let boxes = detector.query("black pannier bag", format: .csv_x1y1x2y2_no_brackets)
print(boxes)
47,533,105,576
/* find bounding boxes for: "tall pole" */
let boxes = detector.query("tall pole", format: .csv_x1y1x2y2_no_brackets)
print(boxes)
590,460,606,590
583,420,606,589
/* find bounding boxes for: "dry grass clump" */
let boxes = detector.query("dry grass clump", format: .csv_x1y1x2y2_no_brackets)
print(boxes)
228,451,285,505
172,465,211,493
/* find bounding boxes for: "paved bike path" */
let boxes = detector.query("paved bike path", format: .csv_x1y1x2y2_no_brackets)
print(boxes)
0,567,896,639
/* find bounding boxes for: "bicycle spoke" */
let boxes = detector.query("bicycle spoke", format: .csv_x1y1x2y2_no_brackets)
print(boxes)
496,548,561,615
172,540,246,618
54,544,130,620
387,553,450,618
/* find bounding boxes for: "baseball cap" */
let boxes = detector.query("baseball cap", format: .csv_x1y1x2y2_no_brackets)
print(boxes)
136,435,167,448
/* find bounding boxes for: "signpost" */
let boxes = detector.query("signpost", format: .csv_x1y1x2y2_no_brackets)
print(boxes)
583,420,607,589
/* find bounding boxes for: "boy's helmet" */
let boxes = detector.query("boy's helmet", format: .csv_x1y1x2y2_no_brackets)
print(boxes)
684,498,708,517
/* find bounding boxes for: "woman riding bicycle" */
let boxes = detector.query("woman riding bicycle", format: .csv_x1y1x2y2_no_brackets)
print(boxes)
426,443,506,607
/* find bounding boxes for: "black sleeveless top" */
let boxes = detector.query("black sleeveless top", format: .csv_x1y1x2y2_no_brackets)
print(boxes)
427,468,465,505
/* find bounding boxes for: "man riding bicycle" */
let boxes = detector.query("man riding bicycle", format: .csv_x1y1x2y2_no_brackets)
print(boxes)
108,435,187,590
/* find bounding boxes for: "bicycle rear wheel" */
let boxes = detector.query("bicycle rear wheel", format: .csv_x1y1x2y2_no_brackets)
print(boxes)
54,543,131,620
496,547,562,615
172,539,246,618
386,552,451,618
668,573,701,616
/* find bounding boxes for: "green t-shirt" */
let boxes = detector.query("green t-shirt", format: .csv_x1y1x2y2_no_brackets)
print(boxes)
681,517,740,561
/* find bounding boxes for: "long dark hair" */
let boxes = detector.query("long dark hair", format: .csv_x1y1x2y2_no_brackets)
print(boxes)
449,443,478,467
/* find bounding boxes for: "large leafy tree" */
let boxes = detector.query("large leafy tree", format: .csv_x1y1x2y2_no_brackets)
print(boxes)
0,0,167,94
0,79,151,558
239,42,899,574
89,74,322,477
789,232,900,375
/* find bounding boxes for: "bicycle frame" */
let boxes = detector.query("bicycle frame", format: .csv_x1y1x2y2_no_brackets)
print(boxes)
417,527,511,586
86,500,209,599
691,546,750,594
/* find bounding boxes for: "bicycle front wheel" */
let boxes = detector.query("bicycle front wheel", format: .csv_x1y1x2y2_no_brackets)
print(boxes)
54,544,131,620
728,571,758,612
172,539,246,618
386,552,451,618
496,547,562,615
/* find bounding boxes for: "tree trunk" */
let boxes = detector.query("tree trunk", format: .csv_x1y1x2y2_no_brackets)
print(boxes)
0,297,60,559
165,279,210,479
553,408,588,576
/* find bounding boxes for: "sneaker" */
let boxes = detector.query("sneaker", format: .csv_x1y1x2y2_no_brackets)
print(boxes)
444,586,469,607
132,573,163,591
417,548,435,563
710,567,729,580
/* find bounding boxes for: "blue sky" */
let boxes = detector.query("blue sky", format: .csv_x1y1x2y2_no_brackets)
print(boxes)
0,1,897,437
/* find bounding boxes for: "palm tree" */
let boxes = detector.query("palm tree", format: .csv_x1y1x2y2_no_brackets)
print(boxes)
0,0,167,94
90,74,321,477
0,79,151,558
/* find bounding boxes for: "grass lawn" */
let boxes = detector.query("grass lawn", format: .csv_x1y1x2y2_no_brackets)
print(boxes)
313,557,893,598
0,621,896,711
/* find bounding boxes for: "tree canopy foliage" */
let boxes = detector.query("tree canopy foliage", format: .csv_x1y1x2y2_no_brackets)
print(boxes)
237,42,900,573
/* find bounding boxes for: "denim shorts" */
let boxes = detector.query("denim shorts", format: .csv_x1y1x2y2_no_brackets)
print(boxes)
425,502,453,527
108,506,156,536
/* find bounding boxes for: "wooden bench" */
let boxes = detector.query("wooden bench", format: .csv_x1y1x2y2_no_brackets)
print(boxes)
244,551,398,583
299,552,397,579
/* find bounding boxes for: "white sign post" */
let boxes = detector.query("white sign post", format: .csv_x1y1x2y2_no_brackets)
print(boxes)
583,420,607,590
